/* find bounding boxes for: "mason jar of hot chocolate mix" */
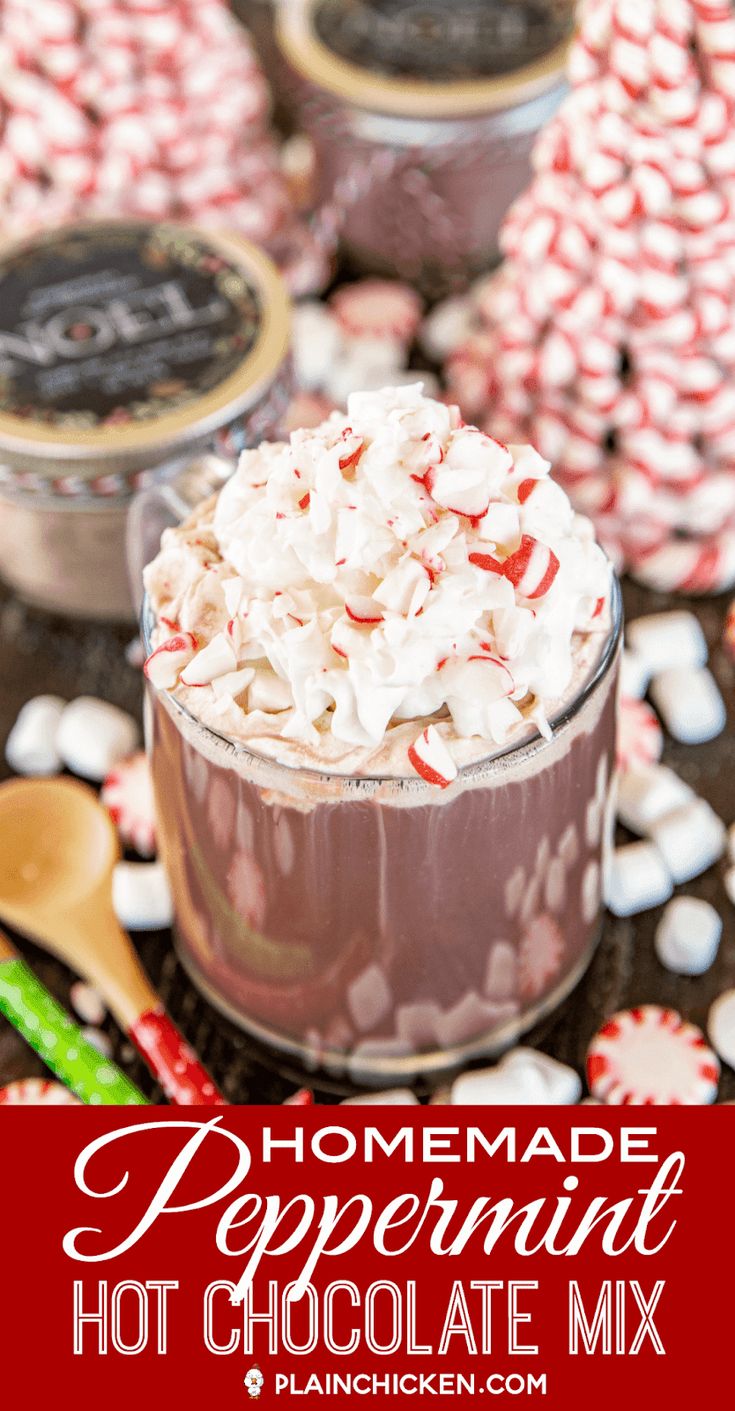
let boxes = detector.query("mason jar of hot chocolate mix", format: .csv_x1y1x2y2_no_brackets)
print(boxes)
275,0,572,293
0,220,291,621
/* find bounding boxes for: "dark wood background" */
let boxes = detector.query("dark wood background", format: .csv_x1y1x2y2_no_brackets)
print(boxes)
1,575,733,1104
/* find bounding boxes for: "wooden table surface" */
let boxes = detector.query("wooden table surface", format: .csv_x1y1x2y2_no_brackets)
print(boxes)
1,575,733,1105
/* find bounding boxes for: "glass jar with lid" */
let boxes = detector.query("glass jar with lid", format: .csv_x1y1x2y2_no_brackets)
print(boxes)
0,220,291,621
276,0,573,294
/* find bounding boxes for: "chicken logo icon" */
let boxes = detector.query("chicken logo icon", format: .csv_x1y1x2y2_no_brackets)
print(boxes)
244,1367,264,1400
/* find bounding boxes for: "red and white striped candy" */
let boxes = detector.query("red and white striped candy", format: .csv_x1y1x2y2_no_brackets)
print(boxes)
329,280,423,345
587,1006,720,1105
143,632,197,689
501,534,560,599
101,751,157,858
616,696,664,773
408,725,458,789
0,1079,81,1105
630,530,735,594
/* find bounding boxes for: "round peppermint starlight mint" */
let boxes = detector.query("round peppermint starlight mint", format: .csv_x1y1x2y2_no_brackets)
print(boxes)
141,383,620,1081
587,1005,720,1105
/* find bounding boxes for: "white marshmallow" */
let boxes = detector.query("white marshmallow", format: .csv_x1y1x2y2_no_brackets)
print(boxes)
649,666,726,744
605,841,673,916
57,697,139,782
5,695,66,775
724,867,735,907
618,648,651,700
502,1048,582,1104
649,799,726,883
112,861,173,931
708,989,735,1069
450,1047,581,1105
419,295,476,361
341,1089,419,1105
616,764,694,835
291,302,343,391
626,611,708,673
654,896,722,975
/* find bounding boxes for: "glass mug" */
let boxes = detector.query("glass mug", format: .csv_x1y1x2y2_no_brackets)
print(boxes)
0,220,291,621
139,545,621,1083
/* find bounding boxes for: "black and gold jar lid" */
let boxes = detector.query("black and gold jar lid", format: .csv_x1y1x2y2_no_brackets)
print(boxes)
276,0,573,119
0,220,291,481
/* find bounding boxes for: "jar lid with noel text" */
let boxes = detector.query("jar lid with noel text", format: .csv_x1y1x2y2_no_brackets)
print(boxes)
0,220,291,493
276,0,573,119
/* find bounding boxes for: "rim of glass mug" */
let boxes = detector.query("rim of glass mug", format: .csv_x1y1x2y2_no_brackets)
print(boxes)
0,220,291,476
276,0,572,119
142,573,622,801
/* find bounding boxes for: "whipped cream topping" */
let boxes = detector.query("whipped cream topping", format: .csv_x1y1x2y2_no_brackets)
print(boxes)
144,385,612,776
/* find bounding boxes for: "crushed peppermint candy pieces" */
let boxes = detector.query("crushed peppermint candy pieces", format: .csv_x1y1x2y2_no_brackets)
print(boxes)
144,384,611,777
0,0,306,274
101,752,157,858
442,0,735,595
587,1006,720,1105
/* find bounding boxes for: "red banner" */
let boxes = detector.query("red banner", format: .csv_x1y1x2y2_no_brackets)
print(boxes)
2,1108,732,1405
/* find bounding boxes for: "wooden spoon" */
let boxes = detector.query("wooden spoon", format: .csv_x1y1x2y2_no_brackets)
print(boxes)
0,777,225,1105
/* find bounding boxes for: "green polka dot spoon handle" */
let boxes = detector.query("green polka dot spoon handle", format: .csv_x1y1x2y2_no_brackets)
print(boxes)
0,941,146,1106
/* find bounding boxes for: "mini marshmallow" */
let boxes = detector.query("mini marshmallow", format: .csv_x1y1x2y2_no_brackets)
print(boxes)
419,294,476,362
709,990,735,1070
649,666,726,744
5,695,66,776
112,861,173,931
626,611,708,673
724,867,735,907
341,1089,419,1105
616,764,694,835
618,648,650,700
654,897,722,975
450,1047,581,1105
57,697,139,782
605,841,673,917
502,1048,582,1104
291,301,342,391
69,982,106,1027
649,799,726,883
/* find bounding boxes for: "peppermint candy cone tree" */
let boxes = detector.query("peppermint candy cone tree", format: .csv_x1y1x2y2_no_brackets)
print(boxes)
445,0,735,594
0,0,322,290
